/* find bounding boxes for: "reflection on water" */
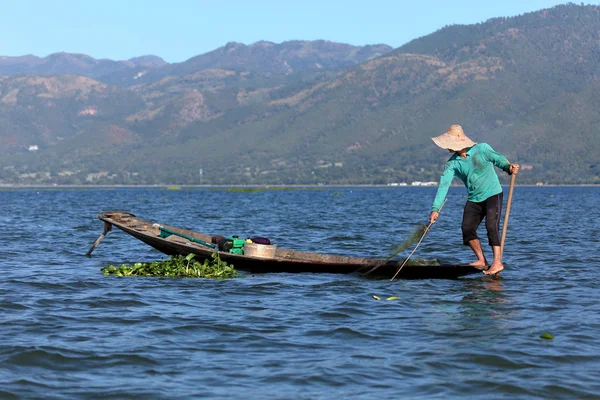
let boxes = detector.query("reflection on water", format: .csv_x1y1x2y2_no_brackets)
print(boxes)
456,277,513,334
463,276,508,305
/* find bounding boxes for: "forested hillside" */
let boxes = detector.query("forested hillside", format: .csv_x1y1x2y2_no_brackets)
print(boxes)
1,3,598,185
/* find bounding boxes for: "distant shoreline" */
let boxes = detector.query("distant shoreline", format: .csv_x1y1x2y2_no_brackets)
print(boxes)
1,183,599,189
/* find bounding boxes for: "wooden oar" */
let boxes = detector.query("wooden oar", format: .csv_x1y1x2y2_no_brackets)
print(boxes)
86,222,112,256
500,173,516,258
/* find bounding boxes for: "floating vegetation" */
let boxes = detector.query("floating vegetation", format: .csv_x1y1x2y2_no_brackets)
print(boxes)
331,193,343,197
371,295,400,300
540,333,554,340
372,295,400,301
216,186,326,193
226,187,263,193
0,186,118,192
101,253,240,279
166,185,182,190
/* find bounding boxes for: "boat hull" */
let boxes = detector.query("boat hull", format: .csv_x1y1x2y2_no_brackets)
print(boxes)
95,211,481,280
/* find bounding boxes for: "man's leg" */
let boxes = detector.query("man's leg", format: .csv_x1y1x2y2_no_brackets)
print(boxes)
484,246,504,275
462,201,486,266
467,239,487,268
483,193,504,275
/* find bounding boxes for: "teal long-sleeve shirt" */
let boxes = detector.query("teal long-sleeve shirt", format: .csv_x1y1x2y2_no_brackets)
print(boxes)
431,143,511,212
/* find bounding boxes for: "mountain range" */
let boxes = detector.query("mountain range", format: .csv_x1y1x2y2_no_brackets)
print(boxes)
1,3,599,185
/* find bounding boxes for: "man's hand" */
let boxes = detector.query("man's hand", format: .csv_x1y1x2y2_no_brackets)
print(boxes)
429,211,439,224
509,164,520,175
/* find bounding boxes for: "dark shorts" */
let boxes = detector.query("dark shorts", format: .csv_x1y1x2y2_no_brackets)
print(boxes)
461,192,503,246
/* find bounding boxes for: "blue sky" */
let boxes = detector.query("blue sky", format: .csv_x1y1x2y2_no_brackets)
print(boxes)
1,0,596,63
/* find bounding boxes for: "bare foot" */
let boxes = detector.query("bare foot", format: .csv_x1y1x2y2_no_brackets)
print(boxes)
469,260,488,268
483,263,504,275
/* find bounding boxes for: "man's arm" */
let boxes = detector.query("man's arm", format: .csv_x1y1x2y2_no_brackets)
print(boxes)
483,143,520,175
430,164,454,222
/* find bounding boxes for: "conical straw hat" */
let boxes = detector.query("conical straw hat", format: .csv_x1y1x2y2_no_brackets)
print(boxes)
431,125,476,151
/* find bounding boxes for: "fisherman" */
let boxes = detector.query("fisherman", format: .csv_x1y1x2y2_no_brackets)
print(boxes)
429,125,520,275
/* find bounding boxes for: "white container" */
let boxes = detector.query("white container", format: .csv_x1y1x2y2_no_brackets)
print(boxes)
244,242,276,258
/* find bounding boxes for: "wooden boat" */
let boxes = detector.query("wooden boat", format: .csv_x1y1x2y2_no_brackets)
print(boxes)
88,211,481,280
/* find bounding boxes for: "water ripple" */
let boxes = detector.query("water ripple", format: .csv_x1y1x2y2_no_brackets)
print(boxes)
0,187,599,398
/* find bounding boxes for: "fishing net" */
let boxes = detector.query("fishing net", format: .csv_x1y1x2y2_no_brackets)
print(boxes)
386,223,429,261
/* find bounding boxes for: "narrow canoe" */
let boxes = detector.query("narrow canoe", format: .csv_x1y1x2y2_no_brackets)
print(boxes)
91,211,481,280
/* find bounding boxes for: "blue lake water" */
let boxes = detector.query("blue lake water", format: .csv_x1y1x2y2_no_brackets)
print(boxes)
1,186,599,399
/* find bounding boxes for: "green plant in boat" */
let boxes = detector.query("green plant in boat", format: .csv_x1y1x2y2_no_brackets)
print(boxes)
102,253,241,279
